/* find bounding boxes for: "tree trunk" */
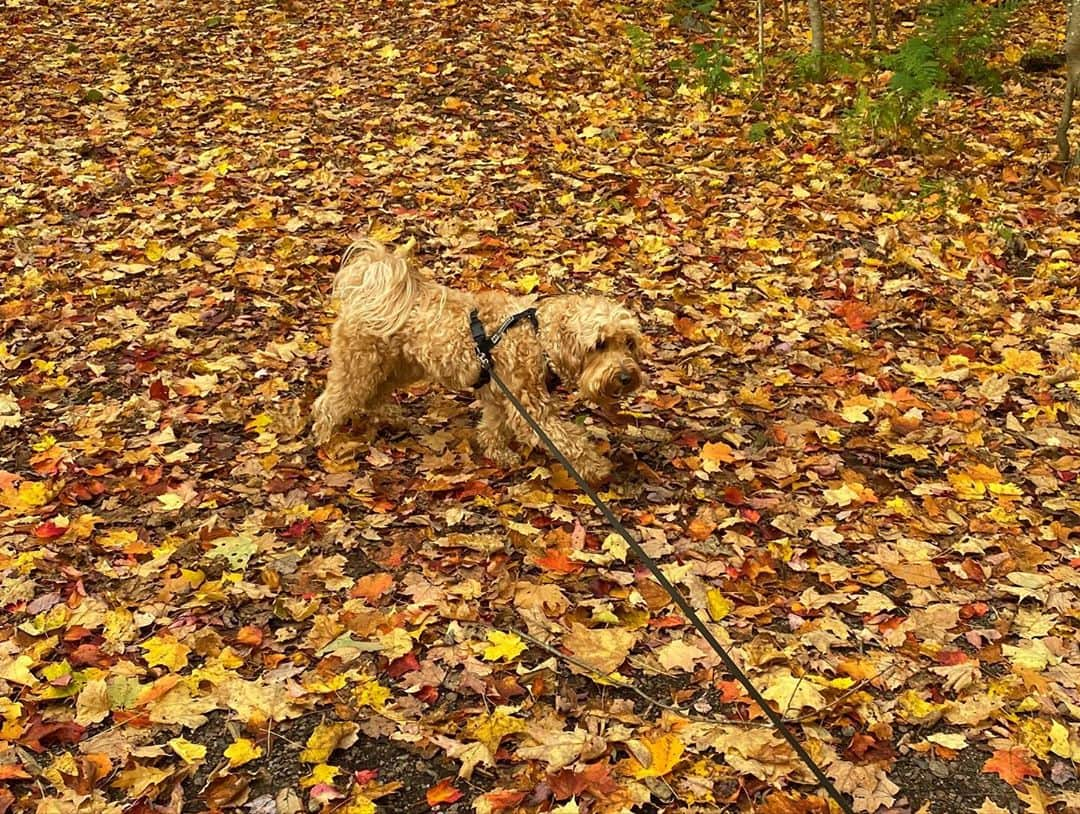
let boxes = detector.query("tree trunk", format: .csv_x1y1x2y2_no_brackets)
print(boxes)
808,0,825,56
869,0,878,44
1057,0,1080,166
883,0,894,41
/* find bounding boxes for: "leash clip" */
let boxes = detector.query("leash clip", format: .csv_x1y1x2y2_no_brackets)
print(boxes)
470,310,494,371
470,307,539,387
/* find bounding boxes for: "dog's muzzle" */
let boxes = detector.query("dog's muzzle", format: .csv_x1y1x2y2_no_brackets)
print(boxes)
605,365,643,400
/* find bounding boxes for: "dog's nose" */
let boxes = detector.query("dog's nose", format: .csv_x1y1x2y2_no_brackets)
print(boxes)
618,371,633,387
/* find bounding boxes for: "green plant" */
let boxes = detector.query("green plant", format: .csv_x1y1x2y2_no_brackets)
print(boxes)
669,0,716,33
671,35,733,100
793,50,862,84
846,0,1021,143
692,38,733,98
886,0,1017,96
747,121,770,143
624,24,653,89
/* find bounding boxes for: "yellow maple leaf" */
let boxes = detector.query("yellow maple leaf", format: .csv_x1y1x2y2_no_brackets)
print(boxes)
169,737,207,763
1049,721,1079,759
631,733,685,778
75,678,110,725
761,669,826,712
888,443,930,461
464,706,527,754
98,529,139,548
746,236,782,252
144,241,165,262
840,403,871,423
300,722,359,763
111,764,172,797
0,654,38,685
998,347,1043,375
141,635,191,672
2,480,52,511
342,791,377,814
897,689,947,724
155,492,185,511
224,737,263,767
926,732,968,750
353,677,391,709
516,273,540,294
706,589,734,622
376,43,400,61
482,630,526,662
1003,640,1058,672
300,763,340,788
823,482,861,507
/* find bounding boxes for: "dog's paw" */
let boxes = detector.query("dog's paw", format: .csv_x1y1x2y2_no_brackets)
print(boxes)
575,455,612,486
483,446,523,469
311,422,332,447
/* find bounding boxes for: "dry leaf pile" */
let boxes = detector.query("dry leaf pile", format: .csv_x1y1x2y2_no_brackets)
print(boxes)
2,0,1079,812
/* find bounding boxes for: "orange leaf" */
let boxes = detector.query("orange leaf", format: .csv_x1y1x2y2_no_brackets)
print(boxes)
534,548,582,574
426,778,462,807
983,748,1041,786
833,300,877,330
349,572,396,602
132,674,180,707
235,626,263,647
476,790,528,811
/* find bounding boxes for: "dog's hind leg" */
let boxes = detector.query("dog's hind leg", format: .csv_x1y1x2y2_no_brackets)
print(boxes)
312,333,396,444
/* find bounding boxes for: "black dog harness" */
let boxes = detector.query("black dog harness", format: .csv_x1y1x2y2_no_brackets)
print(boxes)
469,307,539,388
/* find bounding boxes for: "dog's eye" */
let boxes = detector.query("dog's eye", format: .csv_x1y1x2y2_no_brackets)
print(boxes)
627,338,637,352
596,339,608,352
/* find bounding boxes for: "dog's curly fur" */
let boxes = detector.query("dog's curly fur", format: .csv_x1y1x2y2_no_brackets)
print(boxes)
312,238,644,483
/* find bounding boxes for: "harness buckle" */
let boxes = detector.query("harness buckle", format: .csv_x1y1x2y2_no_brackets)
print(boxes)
470,307,539,388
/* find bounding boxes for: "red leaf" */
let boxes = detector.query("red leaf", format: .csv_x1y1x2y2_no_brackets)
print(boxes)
19,719,85,752
387,653,420,678
832,300,877,331
33,520,67,539
722,486,745,506
148,378,169,402
426,778,463,807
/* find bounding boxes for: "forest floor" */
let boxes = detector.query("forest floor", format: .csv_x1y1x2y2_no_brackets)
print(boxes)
2,0,1079,812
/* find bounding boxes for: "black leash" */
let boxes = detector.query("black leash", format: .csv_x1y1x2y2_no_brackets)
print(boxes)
471,317,854,814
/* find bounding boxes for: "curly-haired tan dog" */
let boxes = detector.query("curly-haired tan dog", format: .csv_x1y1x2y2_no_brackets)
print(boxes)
312,238,644,483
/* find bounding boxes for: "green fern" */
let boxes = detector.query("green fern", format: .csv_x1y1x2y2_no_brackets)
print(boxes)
849,0,1021,143
887,36,946,96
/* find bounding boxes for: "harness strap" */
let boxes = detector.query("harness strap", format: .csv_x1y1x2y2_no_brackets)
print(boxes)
470,307,539,388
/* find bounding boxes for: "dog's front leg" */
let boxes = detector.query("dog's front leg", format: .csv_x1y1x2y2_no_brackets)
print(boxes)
476,396,522,468
499,387,610,485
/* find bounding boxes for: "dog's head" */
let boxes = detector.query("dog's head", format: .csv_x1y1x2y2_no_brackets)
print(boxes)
542,296,645,404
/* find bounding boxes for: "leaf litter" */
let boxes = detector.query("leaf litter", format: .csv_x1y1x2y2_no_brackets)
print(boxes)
1,0,1079,812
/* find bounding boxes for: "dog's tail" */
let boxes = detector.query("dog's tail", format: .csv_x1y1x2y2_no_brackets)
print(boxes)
331,237,423,338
